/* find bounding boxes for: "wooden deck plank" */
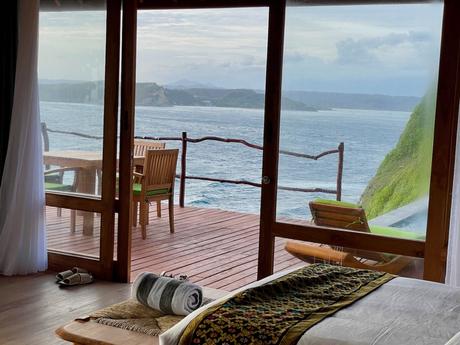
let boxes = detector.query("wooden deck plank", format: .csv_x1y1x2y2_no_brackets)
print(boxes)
46,205,304,291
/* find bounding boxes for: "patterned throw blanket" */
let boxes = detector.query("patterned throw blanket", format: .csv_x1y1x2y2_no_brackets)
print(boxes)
178,264,395,345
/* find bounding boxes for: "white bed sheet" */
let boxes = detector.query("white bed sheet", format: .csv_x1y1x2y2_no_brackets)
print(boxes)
161,268,460,345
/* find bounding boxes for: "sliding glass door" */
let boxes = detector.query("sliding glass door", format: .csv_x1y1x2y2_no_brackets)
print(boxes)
259,0,460,282
39,0,121,279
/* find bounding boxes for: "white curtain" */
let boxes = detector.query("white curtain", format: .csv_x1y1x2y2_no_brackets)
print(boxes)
0,0,47,275
446,107,460,287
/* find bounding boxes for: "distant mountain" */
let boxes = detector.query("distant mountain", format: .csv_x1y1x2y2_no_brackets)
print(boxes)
39,81,318,111
38,80,420,112
136,82,172,106
170,88,316,111
284,90,420,112
39,79,88,85
165,79,221,90
39,81,104,104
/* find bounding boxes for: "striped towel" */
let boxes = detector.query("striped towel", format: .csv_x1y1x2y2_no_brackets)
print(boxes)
132,272,203,316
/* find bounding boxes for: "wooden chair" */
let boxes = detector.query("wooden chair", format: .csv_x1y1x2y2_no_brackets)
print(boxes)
133,139,166,158
131,139,166,225
132,149,178,239
44,167,79,232
284,199,423,274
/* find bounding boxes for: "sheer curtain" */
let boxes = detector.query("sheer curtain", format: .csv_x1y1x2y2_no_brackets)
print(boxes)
0,0,47,275
446,107,460,287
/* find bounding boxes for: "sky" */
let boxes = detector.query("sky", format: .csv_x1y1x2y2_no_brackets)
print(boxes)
38,2,444,97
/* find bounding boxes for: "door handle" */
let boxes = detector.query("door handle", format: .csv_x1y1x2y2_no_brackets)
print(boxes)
262,176,271,185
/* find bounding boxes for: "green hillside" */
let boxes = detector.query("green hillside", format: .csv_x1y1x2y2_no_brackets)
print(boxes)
360,89,436,219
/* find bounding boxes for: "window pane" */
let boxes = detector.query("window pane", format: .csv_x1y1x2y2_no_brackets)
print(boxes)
276,2,443,243
46,206,101,258
39,9,106,198
135,8,268,215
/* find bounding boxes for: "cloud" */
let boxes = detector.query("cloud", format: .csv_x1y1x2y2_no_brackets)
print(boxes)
335,31,434,66
37,4,443,95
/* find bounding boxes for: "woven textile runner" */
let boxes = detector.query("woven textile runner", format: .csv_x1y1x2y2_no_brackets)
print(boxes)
178,264,395,345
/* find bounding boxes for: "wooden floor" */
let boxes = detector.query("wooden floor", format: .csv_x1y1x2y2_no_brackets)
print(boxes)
0,273,132,345
46,205,304,291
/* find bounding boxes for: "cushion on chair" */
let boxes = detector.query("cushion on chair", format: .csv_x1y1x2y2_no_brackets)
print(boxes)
313,198,361,209
44,173,62,184
45,182,73,192
132,183,169,197
370,225,425,240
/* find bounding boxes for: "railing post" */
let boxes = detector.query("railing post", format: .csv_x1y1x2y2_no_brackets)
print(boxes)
179,131,187,207
41,122,50,170
336,142,344,201
41,122,50,152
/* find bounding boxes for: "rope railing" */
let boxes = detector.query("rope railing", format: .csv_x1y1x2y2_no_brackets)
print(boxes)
45,126,104,140
41,123,345,206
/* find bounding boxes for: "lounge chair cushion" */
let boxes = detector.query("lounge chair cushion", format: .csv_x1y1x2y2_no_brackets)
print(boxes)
370,225,425,240
313,198,361,209
313,199,424,240
132,183,169,197
45,182,73,192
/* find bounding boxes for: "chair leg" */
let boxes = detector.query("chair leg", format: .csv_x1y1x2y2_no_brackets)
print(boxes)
57,208,62,217
132,202,138,227
70,210,76,233
156,201,161,218
168,196,174,234
140,201,147,240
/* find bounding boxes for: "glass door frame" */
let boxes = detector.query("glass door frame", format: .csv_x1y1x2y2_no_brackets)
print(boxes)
117,0,460,283
115,0,271,283
44,0,122,280
258,0,460,283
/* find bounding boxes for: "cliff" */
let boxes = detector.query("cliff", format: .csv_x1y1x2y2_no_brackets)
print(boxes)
360,89,436,219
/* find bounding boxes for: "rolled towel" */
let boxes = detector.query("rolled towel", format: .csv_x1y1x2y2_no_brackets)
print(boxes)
132,272,203,316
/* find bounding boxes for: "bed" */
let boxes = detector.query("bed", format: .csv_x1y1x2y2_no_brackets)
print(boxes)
57,265,460,345
161,265,460,345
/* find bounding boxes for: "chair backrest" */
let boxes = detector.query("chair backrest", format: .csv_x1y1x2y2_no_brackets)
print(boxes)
134,139,165,157
309,201,370,233
143,149,179,191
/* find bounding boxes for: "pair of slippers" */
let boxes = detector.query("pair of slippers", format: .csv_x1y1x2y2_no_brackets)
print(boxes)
56,267,93,286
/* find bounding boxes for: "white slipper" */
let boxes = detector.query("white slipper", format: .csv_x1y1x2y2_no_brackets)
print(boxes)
56,270,74,281
58,273,93,286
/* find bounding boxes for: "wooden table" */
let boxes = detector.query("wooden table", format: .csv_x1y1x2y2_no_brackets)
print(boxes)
56,287,228,345
44,150,143,235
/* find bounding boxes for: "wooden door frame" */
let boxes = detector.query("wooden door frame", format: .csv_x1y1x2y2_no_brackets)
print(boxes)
258,0,460,282
116,0,138,283
45,0,122,280
257,0,286,279
424,0,460,282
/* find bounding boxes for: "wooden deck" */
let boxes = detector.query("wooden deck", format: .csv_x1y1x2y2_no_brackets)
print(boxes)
46,205,304,291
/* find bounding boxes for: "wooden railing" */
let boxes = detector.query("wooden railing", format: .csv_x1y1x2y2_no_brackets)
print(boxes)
136,132,344,207
41,123,345,207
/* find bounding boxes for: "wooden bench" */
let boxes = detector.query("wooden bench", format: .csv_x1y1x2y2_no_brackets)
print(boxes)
56,287,228,345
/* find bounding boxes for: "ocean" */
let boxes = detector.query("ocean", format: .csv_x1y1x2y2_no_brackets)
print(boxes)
40,101,410,220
